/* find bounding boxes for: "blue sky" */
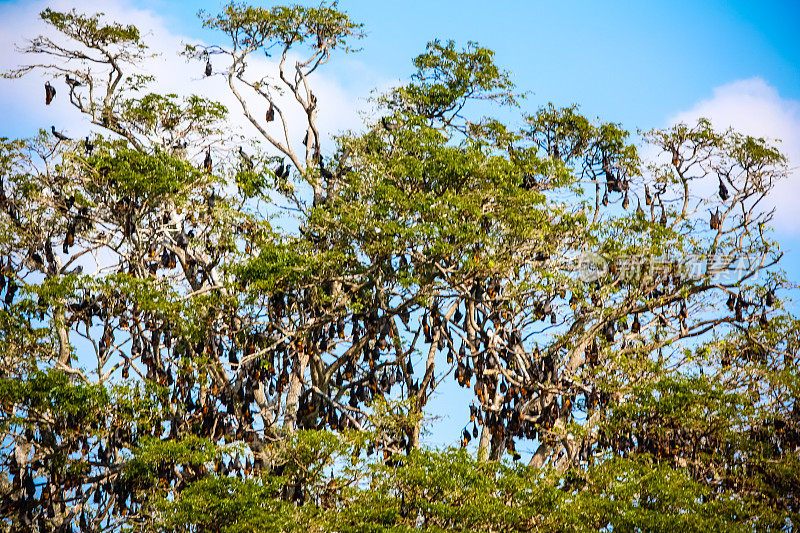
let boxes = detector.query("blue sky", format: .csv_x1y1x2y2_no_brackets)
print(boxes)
1,0,799,450
132,0,800,125
2,0,798,143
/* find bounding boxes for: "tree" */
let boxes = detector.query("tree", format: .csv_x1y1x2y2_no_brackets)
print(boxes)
1,3,798,531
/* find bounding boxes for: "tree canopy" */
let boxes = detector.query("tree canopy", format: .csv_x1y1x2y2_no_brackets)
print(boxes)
1,3,798,531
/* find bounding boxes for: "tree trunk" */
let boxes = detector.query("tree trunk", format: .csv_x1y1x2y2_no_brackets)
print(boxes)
55,306,71,367
283,350,309,432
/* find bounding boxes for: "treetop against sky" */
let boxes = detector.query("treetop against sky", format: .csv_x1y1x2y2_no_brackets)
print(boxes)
0,2,799,531
1,0,798,245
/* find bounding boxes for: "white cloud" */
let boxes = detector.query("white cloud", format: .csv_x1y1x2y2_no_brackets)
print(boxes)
669,78,800,233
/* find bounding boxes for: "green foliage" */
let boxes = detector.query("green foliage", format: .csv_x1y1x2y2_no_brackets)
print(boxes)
0,370,109,429
235,168,274,199
152,474,304,533
39,8,143,48
235,239,319,294
201,1,364,52
1,2,798,532
122,93,228,137
149,434,796,532
392,40,519,118
125,435,222,487
87,142,206,201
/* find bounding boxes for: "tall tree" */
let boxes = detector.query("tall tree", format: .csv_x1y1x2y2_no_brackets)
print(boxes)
1,3,797,531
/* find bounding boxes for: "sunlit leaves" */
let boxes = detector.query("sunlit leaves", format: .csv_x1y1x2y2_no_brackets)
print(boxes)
39,8,144,49
201,2,364,53
122,93,228,138
390,40,519,120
